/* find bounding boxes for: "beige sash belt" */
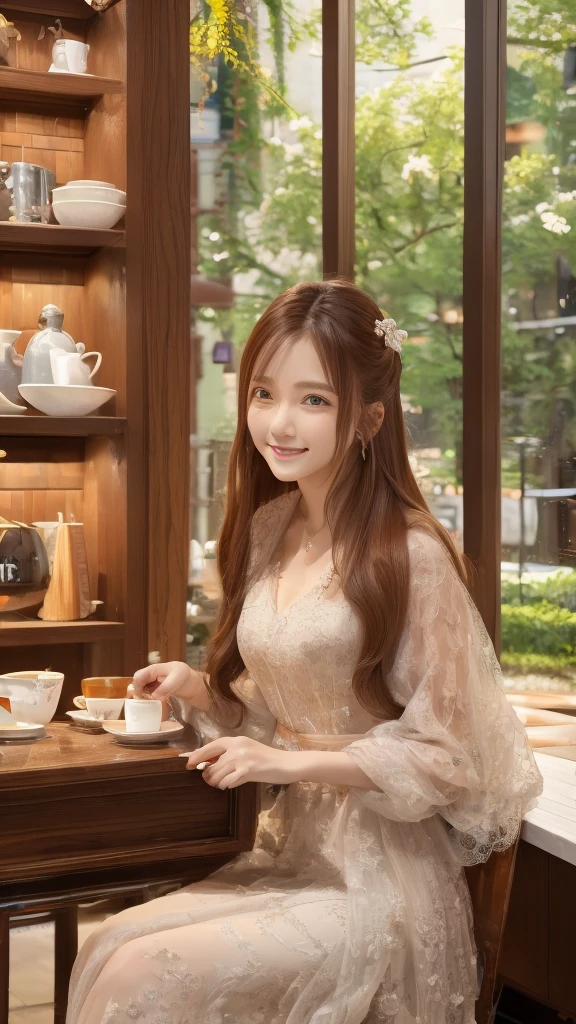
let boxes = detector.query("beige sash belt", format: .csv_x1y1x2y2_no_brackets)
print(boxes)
275,721,364,751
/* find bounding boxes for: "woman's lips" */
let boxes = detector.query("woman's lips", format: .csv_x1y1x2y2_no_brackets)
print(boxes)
269,444,308,459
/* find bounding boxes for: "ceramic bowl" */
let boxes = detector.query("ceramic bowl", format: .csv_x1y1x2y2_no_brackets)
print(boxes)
53,185,126,206
0,671,64,725
68,179,115,188
18,383,116,417
52,199,125,229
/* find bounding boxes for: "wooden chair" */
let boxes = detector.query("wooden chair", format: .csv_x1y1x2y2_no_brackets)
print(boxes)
465,836,520,1024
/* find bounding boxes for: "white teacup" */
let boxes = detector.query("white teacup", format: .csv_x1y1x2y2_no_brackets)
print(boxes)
51,39,90,75
73,695,125,720
124,698,162,734
50,348,102,386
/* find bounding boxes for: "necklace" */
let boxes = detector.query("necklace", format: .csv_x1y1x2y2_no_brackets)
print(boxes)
303,519,325,553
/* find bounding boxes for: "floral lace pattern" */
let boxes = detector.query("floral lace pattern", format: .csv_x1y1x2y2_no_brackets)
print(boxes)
67,490,542,1024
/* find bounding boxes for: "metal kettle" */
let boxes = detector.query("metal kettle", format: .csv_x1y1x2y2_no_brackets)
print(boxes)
0,516,50,613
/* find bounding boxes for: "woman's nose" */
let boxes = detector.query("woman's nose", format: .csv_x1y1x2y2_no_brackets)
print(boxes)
270,403,297,436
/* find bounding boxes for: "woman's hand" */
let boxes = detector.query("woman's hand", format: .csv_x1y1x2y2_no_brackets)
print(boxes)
182,736,298,789
129,661,205,703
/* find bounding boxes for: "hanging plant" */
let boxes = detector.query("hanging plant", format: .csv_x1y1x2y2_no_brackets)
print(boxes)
190,0,294,113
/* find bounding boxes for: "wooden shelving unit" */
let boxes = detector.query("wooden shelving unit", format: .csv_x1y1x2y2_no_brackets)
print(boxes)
0,66,123,113
0,415,125,435
0,1,191,714
0,222,125,253
2,1,119,16
0,619,124,646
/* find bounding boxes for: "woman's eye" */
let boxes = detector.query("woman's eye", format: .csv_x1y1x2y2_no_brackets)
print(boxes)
304,395,329,407
253,388,271,400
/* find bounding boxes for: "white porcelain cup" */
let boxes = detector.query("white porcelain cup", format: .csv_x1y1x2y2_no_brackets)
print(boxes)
50,348,102,386
73,696,125,720
124,698,162,734
52,39,90,75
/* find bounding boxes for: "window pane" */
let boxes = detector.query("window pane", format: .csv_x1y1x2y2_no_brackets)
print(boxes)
355,0,465,549
188,3,322,667
501,1,576,697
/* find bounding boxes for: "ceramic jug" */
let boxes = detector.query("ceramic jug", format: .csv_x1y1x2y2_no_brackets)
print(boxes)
49,347,102,386
21,304,83,385
0,330,23,404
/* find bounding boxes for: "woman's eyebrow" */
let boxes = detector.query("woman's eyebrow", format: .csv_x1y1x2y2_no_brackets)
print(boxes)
252,375,337,395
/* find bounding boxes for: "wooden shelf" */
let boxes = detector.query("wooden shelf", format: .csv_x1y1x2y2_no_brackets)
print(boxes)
1,1,118,18
0,416,125,436
0,619,124,646
0,66,123,114
0,222,125,254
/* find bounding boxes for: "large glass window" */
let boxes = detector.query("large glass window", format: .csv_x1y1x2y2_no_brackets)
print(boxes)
355,0,465,550
500,0,576,695
187,1,322,666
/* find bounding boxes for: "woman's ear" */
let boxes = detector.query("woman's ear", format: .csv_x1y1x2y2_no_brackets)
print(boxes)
368,401,385,437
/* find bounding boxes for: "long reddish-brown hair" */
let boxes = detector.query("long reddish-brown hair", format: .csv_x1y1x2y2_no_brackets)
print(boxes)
204,279,470,727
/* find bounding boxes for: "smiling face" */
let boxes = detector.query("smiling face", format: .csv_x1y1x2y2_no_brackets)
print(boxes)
247,335,349,486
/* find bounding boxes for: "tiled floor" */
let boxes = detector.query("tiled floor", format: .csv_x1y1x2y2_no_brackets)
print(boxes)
8,902,117,1023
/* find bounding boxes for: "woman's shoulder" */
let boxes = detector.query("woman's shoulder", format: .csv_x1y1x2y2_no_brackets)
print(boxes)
406,525,459,591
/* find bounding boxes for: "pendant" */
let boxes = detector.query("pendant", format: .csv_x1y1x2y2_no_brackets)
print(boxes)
304,540,312,552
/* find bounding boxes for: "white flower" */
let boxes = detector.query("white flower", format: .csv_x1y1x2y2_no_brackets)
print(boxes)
401,153,434,181
268,135,283,146
213,251,230,262
510,214,530,226
367,260,383,270
535,202,550,214
289,116,312,132
203,308,215,318
208,231,220,241
274,187,287,196
306,215,317,224
540,211,571,234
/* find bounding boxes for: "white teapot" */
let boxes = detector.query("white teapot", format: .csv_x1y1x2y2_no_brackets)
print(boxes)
21,304,84,385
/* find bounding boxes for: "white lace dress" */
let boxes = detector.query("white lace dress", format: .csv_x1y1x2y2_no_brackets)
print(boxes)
67,490,542,1024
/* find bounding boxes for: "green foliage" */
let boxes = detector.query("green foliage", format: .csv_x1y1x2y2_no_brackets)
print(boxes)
500,651,576,677
501,571,576,610
501,600,576,657
196,0,576,462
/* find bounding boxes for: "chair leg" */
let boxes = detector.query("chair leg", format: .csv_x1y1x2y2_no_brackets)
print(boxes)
0,913,9,1024
53,906,78,1024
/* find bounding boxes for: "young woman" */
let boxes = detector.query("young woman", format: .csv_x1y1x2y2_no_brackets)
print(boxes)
67,280,542,1024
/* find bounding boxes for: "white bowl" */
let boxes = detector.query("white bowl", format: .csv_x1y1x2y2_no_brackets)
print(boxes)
53,185,126,205
68,179,116,188
52,199,125,229
18,383,116,416
0,671,64,725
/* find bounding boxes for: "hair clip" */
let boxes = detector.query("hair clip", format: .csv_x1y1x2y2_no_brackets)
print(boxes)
374,317,407,354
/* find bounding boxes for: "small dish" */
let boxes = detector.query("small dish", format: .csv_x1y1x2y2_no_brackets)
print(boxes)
53,185,126,206
66,710,105,732
0,721,46,740
102,720,184,745
68,180,116,189
52,199,125,229
18,383,116,417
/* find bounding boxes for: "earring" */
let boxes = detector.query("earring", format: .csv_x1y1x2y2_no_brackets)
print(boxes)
356,430,367,461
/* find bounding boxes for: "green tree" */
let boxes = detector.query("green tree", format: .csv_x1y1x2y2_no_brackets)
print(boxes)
197,0,576,479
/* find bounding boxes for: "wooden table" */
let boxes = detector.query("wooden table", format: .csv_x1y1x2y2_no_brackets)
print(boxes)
0,722,257,1024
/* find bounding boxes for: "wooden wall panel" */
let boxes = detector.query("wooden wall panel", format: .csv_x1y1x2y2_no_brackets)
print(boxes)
0,112,84,186
0,489,83,523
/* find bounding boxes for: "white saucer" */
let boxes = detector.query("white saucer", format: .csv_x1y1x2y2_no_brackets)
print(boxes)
0,721,46,740
66,710,105,732
102,720,184,745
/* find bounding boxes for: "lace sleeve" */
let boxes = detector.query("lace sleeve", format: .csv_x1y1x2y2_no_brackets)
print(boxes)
171,671,277,746
342,529,543,865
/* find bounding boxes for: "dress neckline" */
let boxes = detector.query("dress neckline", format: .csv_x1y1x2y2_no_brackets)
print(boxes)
269,490,335,618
